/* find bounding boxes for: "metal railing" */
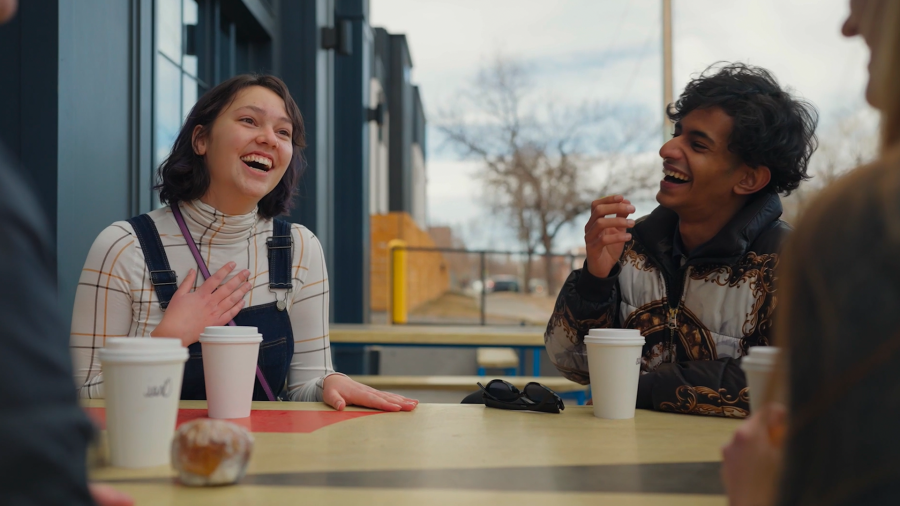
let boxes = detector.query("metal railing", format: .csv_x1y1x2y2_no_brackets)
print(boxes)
385,244,583,326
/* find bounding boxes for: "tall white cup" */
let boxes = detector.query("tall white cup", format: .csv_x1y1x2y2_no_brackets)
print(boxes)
200,326,263,419
741,346,780,413
585,329,646,419
98,337,188,468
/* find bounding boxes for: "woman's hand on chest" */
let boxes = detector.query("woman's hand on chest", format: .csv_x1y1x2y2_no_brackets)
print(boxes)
150,262,252,347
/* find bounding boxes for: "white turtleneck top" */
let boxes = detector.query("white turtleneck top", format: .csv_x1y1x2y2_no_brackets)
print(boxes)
70,200,336,401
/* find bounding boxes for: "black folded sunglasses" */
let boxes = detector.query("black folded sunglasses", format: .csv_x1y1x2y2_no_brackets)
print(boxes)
477,379,565,414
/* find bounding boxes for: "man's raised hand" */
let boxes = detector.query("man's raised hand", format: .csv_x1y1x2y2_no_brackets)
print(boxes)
584,195,635,279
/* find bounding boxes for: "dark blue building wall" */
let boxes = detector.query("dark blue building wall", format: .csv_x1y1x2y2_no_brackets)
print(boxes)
57,0,145,326
0,0,383,327
0,0,144,326
280,0,336,291
388,34,413,214
332,0,371,323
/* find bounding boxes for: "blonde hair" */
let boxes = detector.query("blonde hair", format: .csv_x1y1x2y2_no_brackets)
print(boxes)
775,152,900,505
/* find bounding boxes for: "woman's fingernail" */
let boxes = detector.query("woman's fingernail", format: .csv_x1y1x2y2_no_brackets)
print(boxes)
626,219,635,226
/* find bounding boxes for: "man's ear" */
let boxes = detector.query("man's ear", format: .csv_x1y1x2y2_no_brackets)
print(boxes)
734,165,771,195
192,125,207,156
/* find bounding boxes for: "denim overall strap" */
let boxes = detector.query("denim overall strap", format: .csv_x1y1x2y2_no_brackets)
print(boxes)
126,215,177,309
232,218,295,400
268,219,293,303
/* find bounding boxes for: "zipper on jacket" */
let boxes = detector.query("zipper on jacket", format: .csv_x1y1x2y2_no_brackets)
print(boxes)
661,265,689,363
666,306,679,362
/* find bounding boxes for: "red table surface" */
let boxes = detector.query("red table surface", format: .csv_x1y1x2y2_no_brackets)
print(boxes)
84,407,382,434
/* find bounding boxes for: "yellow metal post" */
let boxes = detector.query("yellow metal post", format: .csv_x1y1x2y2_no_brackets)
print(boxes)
388,239,408,324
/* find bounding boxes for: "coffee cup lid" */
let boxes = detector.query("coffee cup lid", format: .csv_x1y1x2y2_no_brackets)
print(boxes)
103,337,182,350
747,346,780,358
201,326,260,336
199,326,262,344
99,337,188,364
584,328,645,345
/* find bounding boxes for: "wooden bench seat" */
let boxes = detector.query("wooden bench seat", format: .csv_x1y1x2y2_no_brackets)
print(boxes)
350,375,589,405
476,347,519,375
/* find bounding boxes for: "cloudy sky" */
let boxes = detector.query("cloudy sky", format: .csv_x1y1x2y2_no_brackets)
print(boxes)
370,0,873,251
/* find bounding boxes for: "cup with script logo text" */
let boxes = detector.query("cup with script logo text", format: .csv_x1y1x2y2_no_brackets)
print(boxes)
99,337,188,468
585,329,646,419
200,326,263,419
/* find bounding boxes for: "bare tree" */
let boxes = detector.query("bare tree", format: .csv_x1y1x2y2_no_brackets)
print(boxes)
437,56,657,295
782,106,879,223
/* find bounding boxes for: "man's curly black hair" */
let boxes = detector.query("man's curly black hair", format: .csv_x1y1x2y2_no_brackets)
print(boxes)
667,62,819,196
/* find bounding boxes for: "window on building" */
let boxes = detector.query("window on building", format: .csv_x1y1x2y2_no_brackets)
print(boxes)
154,0,205,178
152,0,273,206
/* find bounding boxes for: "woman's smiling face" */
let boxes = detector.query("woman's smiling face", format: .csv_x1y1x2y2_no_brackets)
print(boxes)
193,85,295,215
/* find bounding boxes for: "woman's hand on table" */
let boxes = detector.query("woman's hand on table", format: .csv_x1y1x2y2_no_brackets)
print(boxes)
323,374,418,412
150,263,251,347
721,403,786,506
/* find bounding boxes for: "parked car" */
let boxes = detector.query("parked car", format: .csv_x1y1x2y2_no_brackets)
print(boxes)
489,275,520,293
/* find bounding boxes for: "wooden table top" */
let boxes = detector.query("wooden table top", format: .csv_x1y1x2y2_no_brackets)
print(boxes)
87,400,739,505
329,324,545,347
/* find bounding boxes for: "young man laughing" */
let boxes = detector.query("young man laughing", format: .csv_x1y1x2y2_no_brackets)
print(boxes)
545,63,818,418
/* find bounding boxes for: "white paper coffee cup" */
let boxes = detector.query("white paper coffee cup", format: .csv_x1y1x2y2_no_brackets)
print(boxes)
98,337,188,468
199,326,263,419
585,329,646,419
741,346,780,413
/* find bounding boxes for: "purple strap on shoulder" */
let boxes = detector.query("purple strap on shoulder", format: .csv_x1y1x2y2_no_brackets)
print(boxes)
171,204,276,402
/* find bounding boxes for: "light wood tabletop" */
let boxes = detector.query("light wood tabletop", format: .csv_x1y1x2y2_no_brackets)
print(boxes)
329,324,545,347
86,400,740,505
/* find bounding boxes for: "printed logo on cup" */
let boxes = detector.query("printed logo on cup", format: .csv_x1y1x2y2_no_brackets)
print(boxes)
144,378,174,398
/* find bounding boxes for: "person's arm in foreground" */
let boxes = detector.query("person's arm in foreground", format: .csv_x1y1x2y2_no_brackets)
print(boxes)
0,146,95,505
545,196,634,384
721,402,785,506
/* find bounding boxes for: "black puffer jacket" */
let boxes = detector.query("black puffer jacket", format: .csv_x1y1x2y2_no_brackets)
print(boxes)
545,191,789,418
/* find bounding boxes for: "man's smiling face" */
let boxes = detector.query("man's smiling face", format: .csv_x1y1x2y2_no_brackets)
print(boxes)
656,107,751,218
